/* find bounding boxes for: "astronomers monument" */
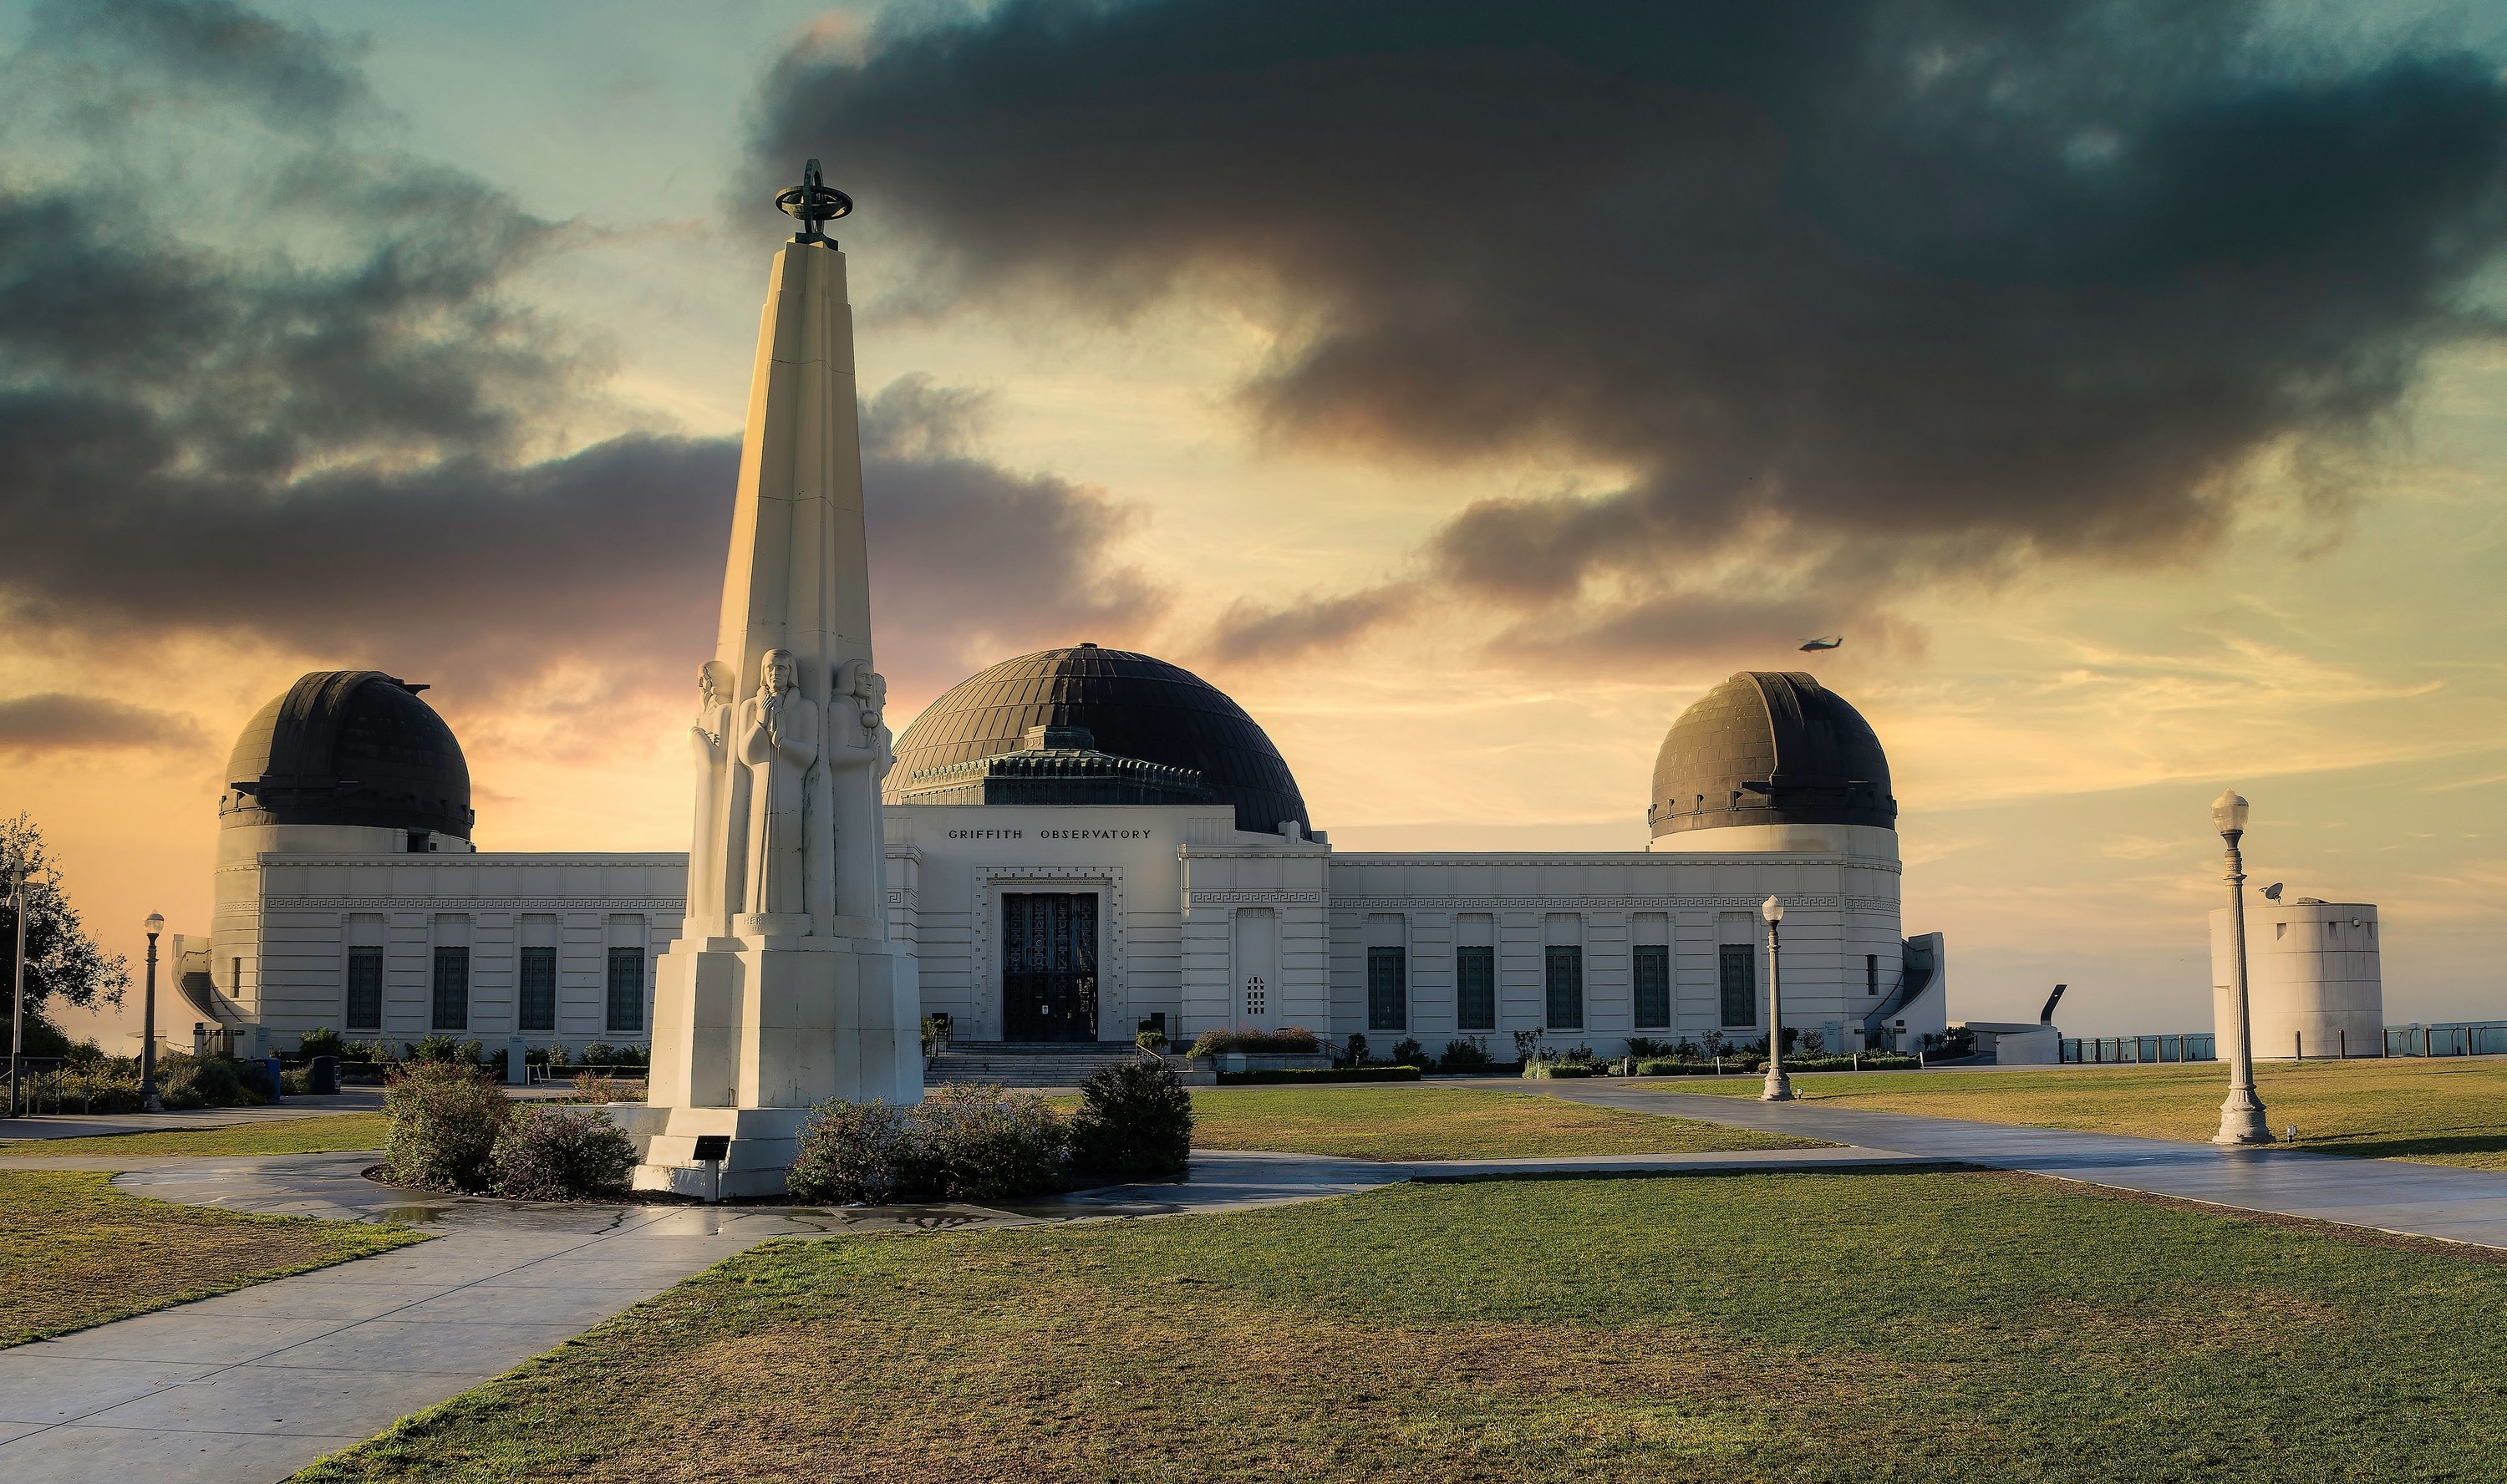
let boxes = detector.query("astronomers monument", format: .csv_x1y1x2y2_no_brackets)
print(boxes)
631,163,922,1197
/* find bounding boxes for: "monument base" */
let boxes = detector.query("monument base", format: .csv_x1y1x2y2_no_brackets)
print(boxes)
633,930,922,1199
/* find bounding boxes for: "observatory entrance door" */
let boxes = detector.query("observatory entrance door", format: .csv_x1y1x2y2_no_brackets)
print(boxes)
1002,892,1101,1042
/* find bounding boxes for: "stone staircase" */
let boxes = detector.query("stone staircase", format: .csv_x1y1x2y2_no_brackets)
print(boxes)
926,1040,1147,1088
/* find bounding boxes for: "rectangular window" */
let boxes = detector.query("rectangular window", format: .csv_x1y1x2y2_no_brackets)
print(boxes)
1866,953,1880,996
1545,945,1584,1030
1455,946,1495,1031
1718,944,1757,1028
1366,946,1406,1032
430,947,470,1031
607,947,645,1034
518,948,557,1033
1633,944,1670,1029
345,948,383,1032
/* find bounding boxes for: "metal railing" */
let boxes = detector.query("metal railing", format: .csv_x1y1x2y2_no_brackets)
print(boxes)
2,1057,82,1115
2384,1024,2507,1058
2060,1034,2215,1065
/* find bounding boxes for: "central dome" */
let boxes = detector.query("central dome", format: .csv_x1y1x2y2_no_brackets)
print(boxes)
886,645,1308,835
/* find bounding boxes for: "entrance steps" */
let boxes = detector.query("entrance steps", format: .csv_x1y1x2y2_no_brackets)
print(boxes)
927,1040,1146,1089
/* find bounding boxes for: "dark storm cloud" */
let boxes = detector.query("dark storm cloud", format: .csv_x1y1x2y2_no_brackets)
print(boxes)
0,0,1156,714
0,694,207,756
861,377,1167,695
23,0,370,135
762,0,2507,665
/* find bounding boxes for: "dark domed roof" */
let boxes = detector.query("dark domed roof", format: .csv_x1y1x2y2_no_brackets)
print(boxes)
222,672,472,838
887,645,1307,835
1649,671,1894,838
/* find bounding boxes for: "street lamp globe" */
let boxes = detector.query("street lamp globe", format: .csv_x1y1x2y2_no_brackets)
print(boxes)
143,912,165,937
2211,788,2249,836
1760,894,1782,925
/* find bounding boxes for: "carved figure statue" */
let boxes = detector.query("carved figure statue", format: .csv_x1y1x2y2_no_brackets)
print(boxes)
740,648,821,921
684,661,738,933
827,660,893,928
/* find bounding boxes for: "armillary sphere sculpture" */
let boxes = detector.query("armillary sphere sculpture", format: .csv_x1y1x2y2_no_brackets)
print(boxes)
775,159,853,243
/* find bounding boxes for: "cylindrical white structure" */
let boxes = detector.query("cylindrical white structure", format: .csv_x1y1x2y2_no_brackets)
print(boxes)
2210,900,2382,1060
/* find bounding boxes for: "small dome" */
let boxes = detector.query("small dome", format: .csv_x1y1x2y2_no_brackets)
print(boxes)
222,672,472,838
1649,671,1894,838
887,645,1307,834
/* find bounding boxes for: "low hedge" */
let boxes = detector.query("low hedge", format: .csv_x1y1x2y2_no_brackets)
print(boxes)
1217,1065,1421,1085
1632,1054,1921,1076
1521,1062,1601,1080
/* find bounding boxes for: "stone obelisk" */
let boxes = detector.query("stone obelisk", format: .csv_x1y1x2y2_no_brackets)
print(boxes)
634,160,922,1198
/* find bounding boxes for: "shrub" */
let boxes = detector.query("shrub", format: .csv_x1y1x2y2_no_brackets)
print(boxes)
1512,1029,1544,1061
922,1014,955,1057
409,1034,466,1065
1069,1061,1192,1177
297,1026,347,1062
572,1072,645,1104
788,1083,1069,1204
383,1061,512,1192
1624,1036,1676,1060
1437,1038,1496,1074
490,1105,637,1200
1134,1029,1168,1056
281,1067,313,1095
1218,1065,1421,1085
1390,1038,1429,1071
160,1056,260,1107
1187,1024,1323,1058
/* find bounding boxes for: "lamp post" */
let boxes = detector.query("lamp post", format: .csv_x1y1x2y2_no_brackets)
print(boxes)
2212,789,2271,1145
1760,894,1793,1102
141,913,165,1113
6,856,24,1119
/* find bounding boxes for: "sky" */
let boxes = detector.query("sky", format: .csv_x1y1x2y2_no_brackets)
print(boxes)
5,0,2507,1047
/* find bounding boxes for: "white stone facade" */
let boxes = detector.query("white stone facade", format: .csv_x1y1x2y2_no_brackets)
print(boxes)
200,804,1943,1060
173,821,682,1055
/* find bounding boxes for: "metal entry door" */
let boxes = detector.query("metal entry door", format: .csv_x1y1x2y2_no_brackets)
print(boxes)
1002,892,1101,1042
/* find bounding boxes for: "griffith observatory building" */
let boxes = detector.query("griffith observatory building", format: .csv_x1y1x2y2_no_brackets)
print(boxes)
170,654,1949,1062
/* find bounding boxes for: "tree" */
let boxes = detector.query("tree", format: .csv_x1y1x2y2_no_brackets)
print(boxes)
1,813,130,1047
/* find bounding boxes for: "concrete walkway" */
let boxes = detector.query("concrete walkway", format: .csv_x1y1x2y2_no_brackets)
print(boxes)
1526,1079,2507,1250
0,1148,1403,1483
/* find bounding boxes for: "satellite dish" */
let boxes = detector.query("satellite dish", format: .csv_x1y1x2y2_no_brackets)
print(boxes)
2261,882,2284,902
1798,635,1842,652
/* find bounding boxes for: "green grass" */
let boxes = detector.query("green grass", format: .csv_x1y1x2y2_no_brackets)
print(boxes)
0,1112,393,1157
1665,1059,2507,1167
1,1170,425,1347
1186,1083,1825,1160
293,1170,2507,1482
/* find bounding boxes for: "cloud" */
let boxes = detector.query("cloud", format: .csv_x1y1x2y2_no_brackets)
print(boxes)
760,0,2507,667
0,3,1158,723
861,376,1168,699
1208,583,1417,663
0,694,207,757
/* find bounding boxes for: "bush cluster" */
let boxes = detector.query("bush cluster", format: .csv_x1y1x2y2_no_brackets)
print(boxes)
382,1060,638,1198
788,1083,1070,1204
790,1065,1197,1205
1437,1039,1498,1073
1069,1061,1192,1177
1187,1025,1322,1058
490,1105,638,1201
383,1062,512,1192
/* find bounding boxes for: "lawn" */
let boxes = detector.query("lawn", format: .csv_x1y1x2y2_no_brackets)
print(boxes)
0,1111,394,1157
295,1169,2507,1482
0,1170,425,1346
1668,1059,2507,1167
1185,1084,1823,1160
